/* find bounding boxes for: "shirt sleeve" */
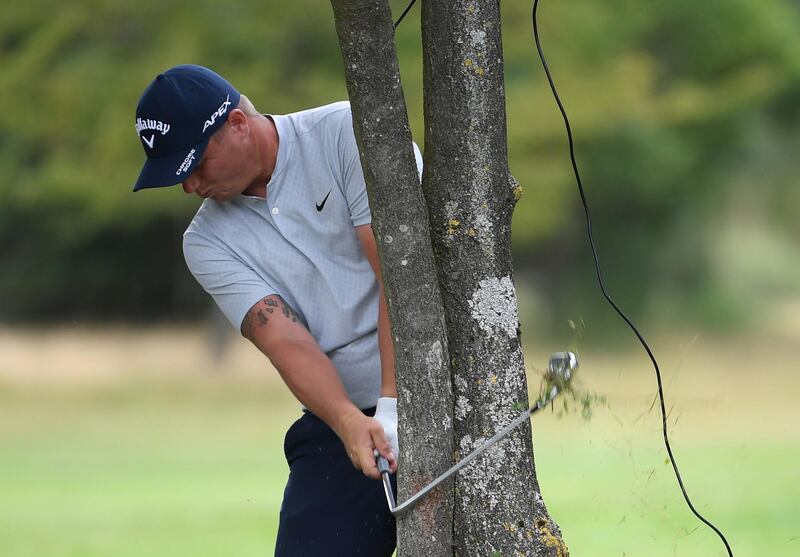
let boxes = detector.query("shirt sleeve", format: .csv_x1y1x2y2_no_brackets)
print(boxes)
339,114,372,227
183,231,278,332
339,109,424,227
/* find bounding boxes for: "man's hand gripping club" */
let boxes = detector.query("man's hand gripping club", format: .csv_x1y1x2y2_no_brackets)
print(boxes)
335,400,397,480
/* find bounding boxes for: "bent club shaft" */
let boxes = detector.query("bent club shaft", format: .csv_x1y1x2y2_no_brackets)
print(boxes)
377,349,577,516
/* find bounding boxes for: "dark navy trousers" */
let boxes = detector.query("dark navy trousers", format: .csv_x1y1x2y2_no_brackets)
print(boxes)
274,409,397,557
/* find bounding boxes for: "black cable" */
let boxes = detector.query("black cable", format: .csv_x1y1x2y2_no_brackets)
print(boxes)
393,0,417,29
531,1,733,555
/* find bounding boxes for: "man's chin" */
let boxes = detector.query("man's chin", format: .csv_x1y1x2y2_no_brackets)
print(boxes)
209,191,233,202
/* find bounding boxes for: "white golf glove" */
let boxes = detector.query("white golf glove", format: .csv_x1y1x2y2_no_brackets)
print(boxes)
374,397,399,462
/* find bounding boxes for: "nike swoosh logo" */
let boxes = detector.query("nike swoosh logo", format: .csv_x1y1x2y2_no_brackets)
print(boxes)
316,190,332,212
142,134,155,149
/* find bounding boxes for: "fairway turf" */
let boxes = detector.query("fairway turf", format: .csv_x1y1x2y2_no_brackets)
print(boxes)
0,329,798,556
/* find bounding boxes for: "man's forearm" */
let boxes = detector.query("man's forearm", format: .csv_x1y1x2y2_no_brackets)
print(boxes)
354,224,397,400
266,336,361,434
377,286,397,398
241,293,395,478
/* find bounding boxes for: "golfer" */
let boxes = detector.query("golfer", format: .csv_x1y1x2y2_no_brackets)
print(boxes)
132,64,418,556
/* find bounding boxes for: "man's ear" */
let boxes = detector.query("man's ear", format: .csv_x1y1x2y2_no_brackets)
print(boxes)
227,108,249,135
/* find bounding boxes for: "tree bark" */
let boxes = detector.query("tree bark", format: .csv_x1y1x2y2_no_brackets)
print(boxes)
329,1,455,555
421,1,568,555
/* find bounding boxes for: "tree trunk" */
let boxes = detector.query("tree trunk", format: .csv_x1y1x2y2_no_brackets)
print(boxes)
421,1,568,555
329,1,455,555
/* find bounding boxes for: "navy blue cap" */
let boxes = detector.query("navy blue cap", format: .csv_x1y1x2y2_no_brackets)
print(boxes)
133,65,241,191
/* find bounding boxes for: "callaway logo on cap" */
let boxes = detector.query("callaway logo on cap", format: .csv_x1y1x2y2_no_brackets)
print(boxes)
133,64,241,191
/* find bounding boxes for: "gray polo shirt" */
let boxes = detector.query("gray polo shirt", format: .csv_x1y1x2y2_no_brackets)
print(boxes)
183,101,421,409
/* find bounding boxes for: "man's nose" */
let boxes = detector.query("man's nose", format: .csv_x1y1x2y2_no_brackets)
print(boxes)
182,176,199,194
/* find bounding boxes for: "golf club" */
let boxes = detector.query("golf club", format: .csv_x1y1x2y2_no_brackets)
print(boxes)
376,351,578,516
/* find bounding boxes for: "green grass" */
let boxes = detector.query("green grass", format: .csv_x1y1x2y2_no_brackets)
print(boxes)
0,379,294,557
0,332,798,556
535,425,800,556
530,335,800,556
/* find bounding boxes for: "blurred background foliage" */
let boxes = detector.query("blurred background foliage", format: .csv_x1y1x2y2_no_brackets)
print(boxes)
0,0,798,338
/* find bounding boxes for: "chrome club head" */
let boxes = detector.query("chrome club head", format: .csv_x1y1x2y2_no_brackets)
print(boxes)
538,351,579,407
547,351,578,384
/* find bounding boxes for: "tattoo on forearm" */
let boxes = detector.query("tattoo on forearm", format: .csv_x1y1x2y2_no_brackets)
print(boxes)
241,295,301,339
280,299,301,322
